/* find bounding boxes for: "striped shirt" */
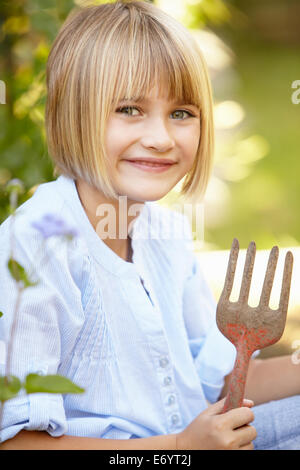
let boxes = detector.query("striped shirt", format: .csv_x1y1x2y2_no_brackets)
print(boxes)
0,175,236,442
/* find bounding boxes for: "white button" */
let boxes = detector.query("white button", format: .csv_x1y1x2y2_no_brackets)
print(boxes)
163,376,172,386
171,414,179,425
167,394,176,405
159,357,169,368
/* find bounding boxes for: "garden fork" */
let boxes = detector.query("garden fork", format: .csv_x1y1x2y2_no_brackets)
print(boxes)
216,238,293,413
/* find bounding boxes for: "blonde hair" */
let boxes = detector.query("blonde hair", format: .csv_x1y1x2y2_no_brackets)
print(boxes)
45,0,214,202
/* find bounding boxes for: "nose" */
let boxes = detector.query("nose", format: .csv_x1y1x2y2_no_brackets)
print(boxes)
140,118,175,153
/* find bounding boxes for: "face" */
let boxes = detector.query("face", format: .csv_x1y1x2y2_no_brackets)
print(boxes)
104,85,201,203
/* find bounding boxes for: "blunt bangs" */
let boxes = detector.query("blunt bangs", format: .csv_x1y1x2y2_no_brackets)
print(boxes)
108,18,203,111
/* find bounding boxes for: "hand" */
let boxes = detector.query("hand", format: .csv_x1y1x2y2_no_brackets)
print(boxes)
175,397,257,450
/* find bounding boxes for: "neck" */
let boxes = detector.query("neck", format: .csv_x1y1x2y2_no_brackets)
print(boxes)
75,178,144,262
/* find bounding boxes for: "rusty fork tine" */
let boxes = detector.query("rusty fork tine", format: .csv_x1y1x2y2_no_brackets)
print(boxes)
238,241,256,304
221,238,239,302
278,251,294,314
218,241,294,413
259,246,279,308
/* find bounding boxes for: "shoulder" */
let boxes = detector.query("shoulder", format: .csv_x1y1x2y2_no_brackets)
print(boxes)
0,179,89,292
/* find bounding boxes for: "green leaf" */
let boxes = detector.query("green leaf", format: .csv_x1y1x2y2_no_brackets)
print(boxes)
0,311,3,318
0,375,22,402
24,374,85,395
7,257,39,288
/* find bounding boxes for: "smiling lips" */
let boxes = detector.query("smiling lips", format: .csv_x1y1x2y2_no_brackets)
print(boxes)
124,159,176,173
130,160,171,167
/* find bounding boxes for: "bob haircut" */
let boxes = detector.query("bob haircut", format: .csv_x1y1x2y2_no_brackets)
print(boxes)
45,0,214,202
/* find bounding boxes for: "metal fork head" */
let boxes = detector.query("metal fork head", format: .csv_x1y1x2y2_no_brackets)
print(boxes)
216,239,294,351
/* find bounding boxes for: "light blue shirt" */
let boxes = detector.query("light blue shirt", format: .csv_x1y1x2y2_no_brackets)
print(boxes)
0,175,236,443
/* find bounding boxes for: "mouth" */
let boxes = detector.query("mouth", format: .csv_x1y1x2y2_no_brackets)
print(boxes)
123,160,176,173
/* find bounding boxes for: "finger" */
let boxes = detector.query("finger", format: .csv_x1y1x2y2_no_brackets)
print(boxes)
234,424,257,448
205,397,227,416
207,397,254,416
278,251,293,314
220,238,239,302
259,246,279,308
238,241,256,304
239,442,254,450
225,406,255,429
242,399,254,408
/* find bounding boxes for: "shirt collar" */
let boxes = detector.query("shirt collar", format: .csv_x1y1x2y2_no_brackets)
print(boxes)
54,174,150,278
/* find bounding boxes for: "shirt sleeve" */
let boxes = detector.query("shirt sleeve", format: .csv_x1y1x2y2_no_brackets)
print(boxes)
181,217,237,404
0,219,85,443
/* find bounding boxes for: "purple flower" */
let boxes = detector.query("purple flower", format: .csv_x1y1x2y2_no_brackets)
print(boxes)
31,214,78,239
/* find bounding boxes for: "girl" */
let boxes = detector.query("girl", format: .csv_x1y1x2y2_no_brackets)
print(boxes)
1,0,300,450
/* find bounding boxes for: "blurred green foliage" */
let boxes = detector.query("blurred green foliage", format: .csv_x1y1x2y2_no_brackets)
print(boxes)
0,0,75,223
202,0,300,249
0,0,299,250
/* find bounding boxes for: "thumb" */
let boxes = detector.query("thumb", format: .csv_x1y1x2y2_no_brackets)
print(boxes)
205,397,255,416
205,397,227,416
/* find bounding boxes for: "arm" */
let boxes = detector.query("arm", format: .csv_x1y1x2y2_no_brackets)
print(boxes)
220,356,300,406
0,430,177,450
1,398,256,451
0,229,84,442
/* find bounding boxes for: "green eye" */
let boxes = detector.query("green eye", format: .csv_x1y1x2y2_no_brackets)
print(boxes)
172,110,193,119
117,106,139,116
116,106,194,119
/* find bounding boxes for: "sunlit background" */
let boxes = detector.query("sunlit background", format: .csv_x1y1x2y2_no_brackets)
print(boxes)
0,0,300,358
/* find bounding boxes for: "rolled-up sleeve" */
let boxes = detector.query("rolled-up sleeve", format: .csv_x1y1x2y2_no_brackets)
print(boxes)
0,224,84,443
0,394,67,443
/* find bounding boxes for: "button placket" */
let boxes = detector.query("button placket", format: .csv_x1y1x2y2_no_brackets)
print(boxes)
158,355,182,431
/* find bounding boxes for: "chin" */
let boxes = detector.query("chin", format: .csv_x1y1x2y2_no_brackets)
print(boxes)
128,191,169,203
117,184,172,203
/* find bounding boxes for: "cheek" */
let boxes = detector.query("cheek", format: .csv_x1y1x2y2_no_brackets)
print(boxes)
192,124,201,150
179,123,200,149
105,121,131,156
182,129,200,162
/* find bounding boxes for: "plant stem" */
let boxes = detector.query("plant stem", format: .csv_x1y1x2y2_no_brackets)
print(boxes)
0,285,24,431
